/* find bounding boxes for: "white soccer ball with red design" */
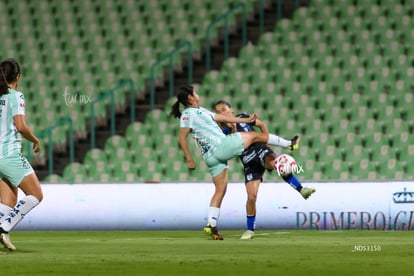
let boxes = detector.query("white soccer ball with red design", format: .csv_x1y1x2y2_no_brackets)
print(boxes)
274,154,297,176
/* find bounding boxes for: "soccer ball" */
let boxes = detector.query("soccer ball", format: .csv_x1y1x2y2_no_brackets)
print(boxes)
274,154,297,176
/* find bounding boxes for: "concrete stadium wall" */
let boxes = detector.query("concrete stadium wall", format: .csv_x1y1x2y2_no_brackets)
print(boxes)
15,181,414,231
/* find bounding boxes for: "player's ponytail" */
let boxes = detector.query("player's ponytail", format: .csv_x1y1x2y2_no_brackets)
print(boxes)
169,85,194,118
0,67,8,96
170,100,182,118
0,58,20,96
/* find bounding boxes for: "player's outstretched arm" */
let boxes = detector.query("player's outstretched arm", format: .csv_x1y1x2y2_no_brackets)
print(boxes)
214,113,257,124
254,118,268,134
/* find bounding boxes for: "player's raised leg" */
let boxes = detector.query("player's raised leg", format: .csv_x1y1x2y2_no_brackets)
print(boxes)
268,154,315,200
283,174,316,199
240,132,301,152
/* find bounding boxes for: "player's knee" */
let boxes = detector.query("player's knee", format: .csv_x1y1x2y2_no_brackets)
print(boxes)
36,192,44,202
264,155,277,170
2,198,17,208
32,190,44,202
250,132,261,144
247,195,257,204
213,187,227,198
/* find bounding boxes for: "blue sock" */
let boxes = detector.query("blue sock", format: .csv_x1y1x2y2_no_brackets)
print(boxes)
247,215,256,231
283,174,303,192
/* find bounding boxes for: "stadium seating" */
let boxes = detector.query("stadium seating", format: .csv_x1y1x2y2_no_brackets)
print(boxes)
197,0,412,182
83,148,110,182
3,0,412,183
0,0,247,145
62,162,88,183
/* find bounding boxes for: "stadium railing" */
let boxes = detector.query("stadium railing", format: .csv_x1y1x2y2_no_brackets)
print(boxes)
205,2,247,70
149,40,193,110
89,78,135,149
41,0,299,181
27,116,74,176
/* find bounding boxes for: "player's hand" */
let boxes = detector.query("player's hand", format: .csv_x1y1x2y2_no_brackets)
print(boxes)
247,113,257,122
225,122,236,129
33,140,41,155
230,122,237,133
187,159,196,170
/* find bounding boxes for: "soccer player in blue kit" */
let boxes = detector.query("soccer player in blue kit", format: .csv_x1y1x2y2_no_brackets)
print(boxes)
214,100,315,239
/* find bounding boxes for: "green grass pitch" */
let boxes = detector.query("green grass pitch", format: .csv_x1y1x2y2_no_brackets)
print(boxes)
1,230,413,275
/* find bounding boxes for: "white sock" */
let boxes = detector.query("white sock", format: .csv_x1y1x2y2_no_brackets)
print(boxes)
0,195,40,232
207,207,220,227
267,134,291,148
0,204,12,224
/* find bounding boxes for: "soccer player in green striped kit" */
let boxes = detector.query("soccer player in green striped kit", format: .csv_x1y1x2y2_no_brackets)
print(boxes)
0,59,43,251
170,85,300,240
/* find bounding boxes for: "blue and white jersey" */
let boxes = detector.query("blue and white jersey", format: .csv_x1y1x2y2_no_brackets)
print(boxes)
0,88,25,158
180,107,225,157
222,112,256,134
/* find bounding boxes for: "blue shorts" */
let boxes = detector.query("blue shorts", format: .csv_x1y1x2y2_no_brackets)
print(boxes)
204,133,244,177
0,153,34,187
240,143,276,183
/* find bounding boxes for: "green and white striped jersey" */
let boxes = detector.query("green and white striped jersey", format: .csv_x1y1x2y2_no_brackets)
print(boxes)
0,88,25,158
180,107,225,157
